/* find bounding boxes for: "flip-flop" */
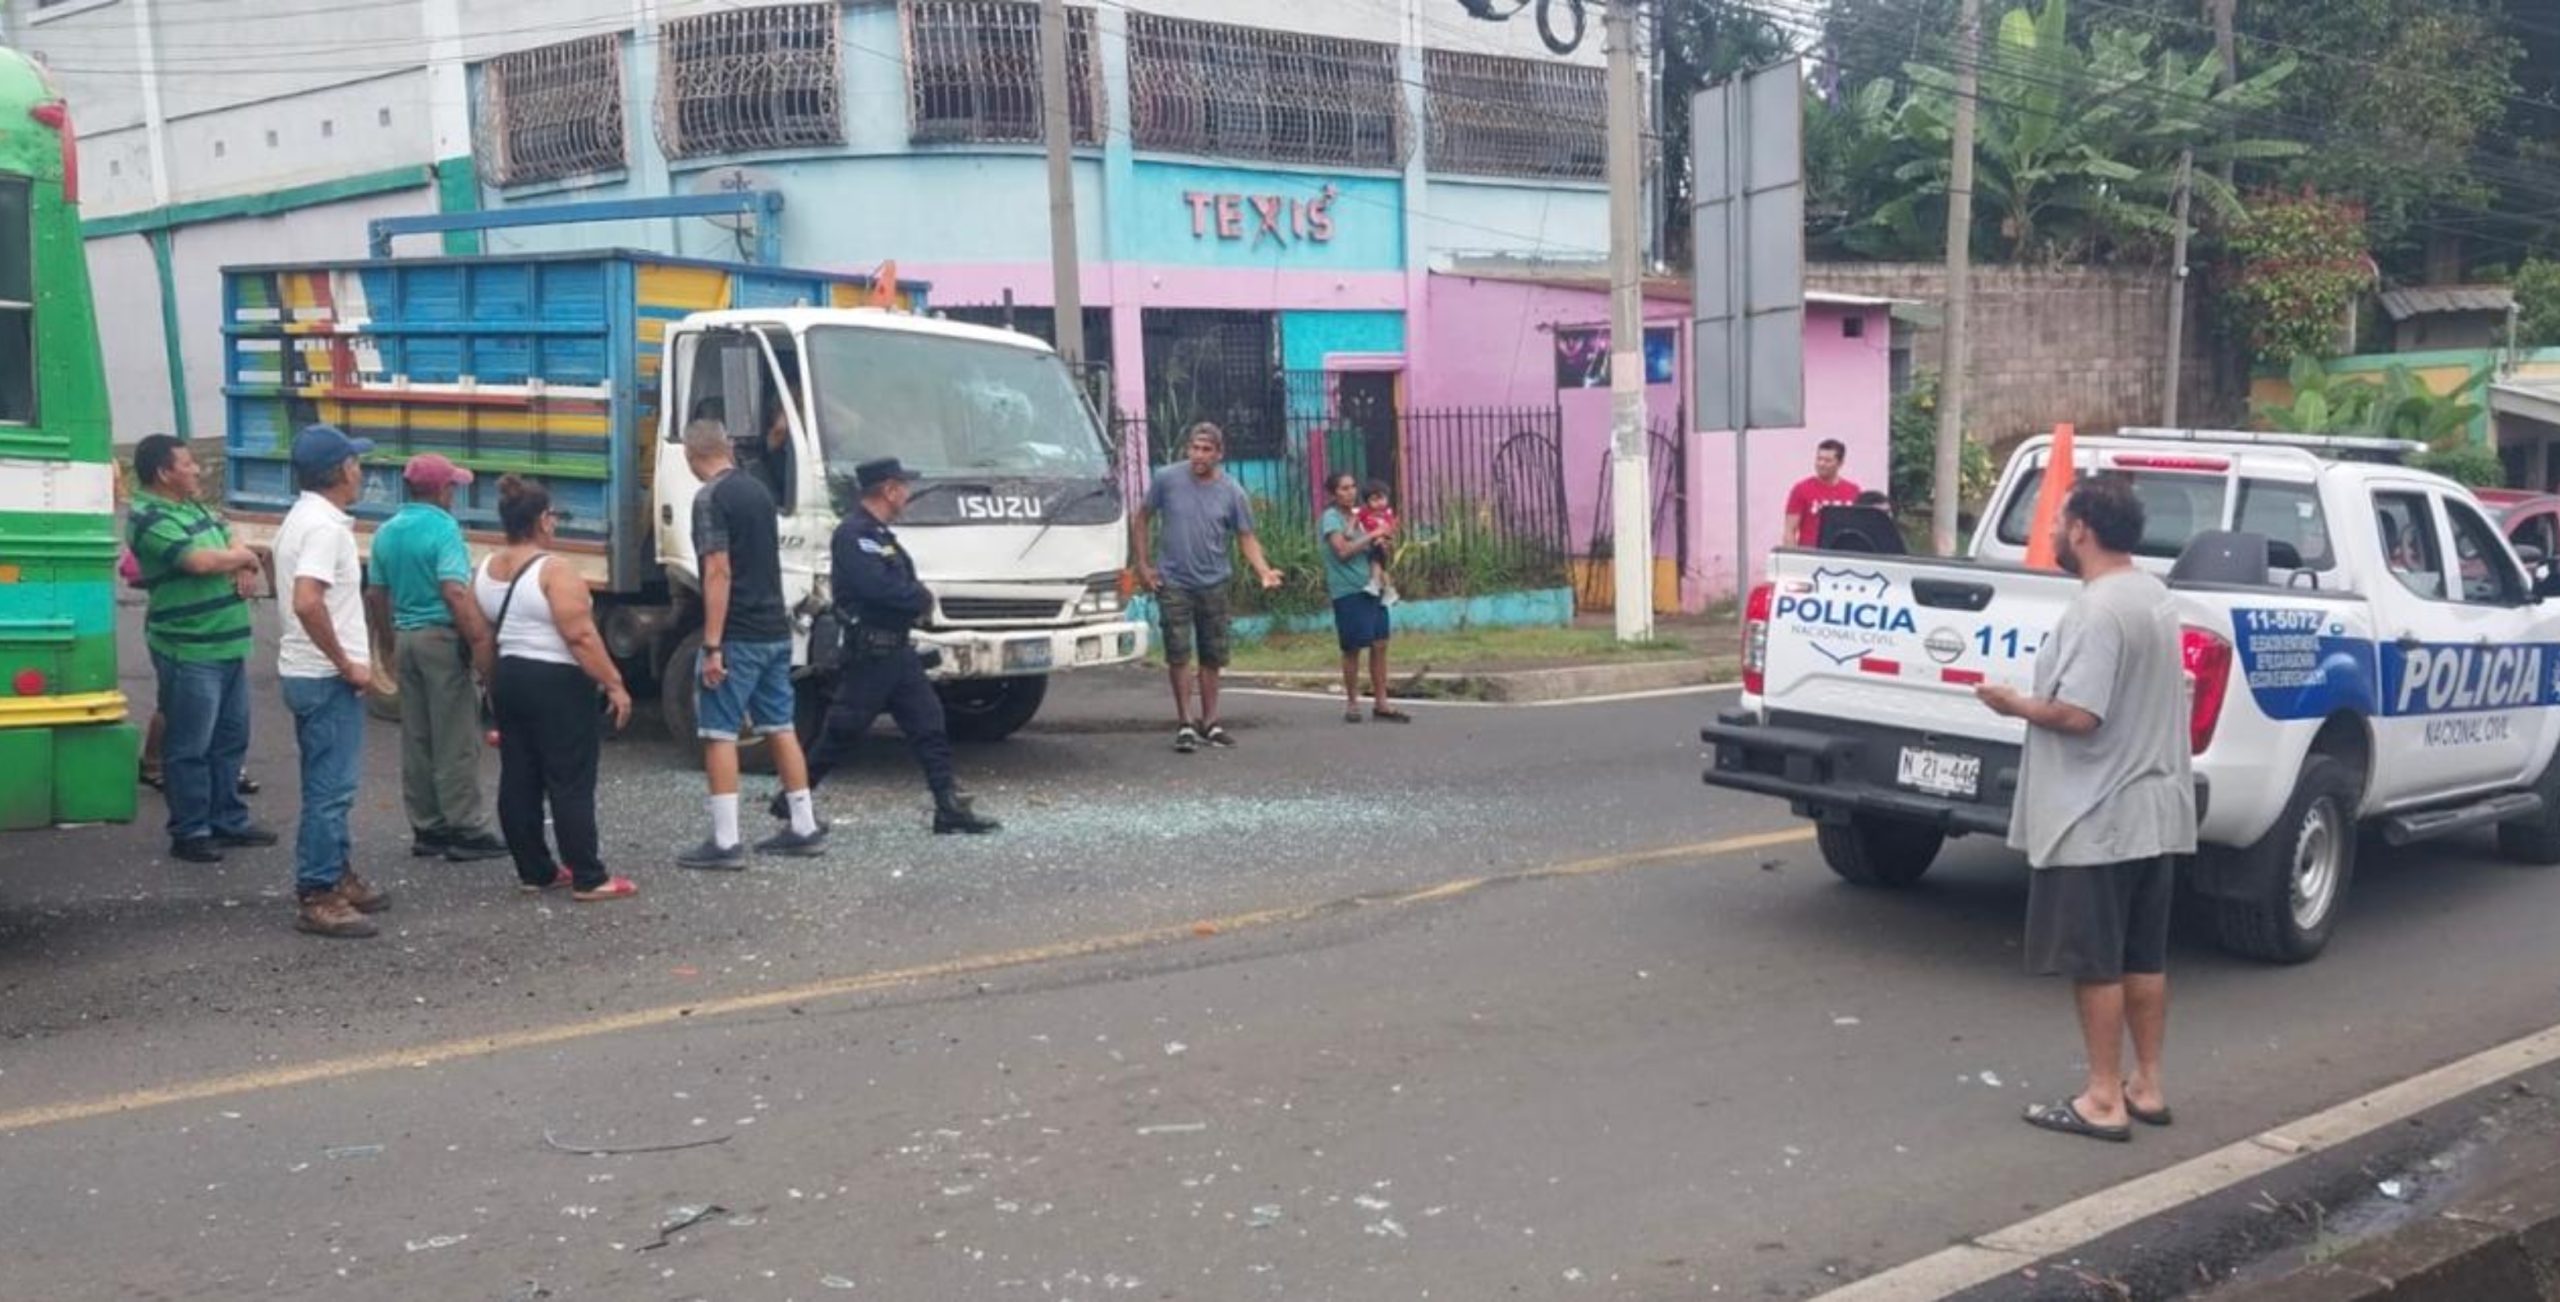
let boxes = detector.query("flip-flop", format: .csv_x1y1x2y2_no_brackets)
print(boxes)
1372,707,1414,723
572,876,639,902
2123,1085,2173,1127
2023,1097,2132,1143
1343,707,1364,723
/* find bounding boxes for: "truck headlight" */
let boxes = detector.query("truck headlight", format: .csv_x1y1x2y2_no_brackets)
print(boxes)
1077,575,1124,616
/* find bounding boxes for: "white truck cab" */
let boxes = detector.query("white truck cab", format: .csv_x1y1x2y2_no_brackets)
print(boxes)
650,308,1145,741
1708,429,2560,963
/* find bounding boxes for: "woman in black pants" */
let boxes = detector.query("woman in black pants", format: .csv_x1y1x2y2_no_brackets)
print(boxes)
473,476,637,900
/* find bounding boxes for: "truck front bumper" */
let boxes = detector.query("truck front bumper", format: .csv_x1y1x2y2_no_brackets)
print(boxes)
1702,709,2208,837
914,619,1150,680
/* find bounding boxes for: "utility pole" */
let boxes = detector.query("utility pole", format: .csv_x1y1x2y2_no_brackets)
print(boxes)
2209,0,2237,186
1932,0,1980,556
1605,0,1654,641
2163,149,2192,425
1040,0,1086,372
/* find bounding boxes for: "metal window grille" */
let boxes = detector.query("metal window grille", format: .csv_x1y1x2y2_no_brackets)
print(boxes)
656,2,843,160
1128,13,1404,169
474,35,628,187
903,1,1103,146
1424,49,1604,181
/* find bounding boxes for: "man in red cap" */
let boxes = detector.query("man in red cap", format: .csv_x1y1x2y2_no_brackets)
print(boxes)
365,453,505,862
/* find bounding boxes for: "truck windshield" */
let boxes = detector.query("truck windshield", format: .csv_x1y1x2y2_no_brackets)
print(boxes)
805,326,1108,486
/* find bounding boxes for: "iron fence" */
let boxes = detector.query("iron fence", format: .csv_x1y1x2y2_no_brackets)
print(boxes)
1115,402,1571,618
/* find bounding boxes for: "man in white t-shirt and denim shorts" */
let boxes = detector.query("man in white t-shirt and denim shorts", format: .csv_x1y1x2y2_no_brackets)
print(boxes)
1976,476,2197,1143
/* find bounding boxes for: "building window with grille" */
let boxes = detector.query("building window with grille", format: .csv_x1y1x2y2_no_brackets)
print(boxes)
475,35,627,187
1128,14,1403,170
903,1,1103,147
657,3,843,159
1424,50,1605,181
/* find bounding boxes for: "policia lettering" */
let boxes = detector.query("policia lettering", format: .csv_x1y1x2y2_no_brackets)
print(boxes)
792,458,1000,835
2393,644,2551,716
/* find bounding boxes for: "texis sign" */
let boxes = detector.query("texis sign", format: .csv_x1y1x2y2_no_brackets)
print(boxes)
1185,185,1339,247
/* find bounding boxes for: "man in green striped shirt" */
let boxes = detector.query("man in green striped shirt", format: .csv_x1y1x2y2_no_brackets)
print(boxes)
129,435,276,864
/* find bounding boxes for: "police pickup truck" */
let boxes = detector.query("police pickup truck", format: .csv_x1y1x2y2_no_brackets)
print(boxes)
1704,429,2560,963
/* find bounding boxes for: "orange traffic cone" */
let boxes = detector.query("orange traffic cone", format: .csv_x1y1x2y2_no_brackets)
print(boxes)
2022,423,2077,571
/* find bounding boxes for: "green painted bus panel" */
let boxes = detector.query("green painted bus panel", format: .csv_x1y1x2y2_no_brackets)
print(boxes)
0,730,50,829
54,722,139,824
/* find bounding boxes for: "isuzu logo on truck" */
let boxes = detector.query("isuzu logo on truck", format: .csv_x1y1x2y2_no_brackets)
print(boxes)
957,494,1044,521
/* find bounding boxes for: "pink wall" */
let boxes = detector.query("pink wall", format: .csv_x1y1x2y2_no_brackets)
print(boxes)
1421,274,1893,610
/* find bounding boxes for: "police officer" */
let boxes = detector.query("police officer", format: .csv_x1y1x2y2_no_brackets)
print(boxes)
789,458,1001,835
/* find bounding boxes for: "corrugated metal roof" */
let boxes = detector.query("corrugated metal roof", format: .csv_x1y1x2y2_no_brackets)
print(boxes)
2378,285,2514,320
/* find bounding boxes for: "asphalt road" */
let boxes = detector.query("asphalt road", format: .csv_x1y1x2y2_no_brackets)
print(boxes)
2,610,2558,1300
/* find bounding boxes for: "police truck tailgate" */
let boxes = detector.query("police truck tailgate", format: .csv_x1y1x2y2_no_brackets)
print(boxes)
1759,552,2087,765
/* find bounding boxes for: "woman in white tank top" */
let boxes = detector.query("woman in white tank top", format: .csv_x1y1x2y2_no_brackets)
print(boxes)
476,475,637,901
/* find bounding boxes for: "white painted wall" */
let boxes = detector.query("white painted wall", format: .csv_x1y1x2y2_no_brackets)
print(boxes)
159,71,436,202
84,231,177,439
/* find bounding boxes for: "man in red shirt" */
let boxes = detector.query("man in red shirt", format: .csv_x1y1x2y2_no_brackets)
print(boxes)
1783,439,1861,547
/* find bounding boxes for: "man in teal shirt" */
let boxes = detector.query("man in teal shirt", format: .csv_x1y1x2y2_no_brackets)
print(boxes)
365,454,505,861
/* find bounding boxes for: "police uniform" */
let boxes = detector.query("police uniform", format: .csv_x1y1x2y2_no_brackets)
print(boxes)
801,458,999,834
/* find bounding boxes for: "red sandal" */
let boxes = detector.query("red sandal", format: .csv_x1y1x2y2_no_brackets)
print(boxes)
518,867,573,895
572,876,638,902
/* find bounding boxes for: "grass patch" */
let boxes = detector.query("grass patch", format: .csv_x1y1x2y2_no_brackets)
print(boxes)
1215,625,1700,675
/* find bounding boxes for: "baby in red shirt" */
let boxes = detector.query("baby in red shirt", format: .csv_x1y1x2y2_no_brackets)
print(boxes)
1354,480,1401,606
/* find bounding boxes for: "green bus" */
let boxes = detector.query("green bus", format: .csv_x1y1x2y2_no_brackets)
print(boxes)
0,47,135,830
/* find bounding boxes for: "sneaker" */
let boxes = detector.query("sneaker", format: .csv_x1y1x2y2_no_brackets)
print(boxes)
755,825,830,858
409,829,452,858
295,889,378,939
1174,724,1201,754
676,839,750,872
170,838,224,865
211,824,279,848
1202,723,1236,749
335,869,391,915
441,831,510,863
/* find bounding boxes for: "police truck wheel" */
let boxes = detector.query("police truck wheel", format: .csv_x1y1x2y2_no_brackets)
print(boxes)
2211,752,2357,964
660,631,702,744
941,677,1048,743
1816,815,1943,887
2495,753,2560,865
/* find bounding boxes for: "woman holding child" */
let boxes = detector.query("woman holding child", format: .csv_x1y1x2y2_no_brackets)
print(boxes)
1319,472,1412,725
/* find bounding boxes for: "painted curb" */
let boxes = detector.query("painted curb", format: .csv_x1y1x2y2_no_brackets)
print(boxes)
1227,656,1727,703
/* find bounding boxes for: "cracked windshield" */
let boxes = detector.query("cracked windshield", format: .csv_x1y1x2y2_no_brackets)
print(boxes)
807,326,1107,503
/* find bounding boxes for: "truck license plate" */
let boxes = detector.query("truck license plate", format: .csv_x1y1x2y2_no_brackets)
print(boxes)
1896,747,1981,799
1004,641,1053,671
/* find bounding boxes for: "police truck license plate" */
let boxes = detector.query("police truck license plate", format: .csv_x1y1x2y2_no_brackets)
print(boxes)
1896,747,1981,798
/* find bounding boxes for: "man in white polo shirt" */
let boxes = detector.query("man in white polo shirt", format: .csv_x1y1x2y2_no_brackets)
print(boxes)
273,424,392,939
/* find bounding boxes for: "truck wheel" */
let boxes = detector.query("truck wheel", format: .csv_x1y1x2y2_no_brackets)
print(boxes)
660,631,702,743
2494,755,2560,865
2212,752,2357,964
1816,815,1944,887
941,677,1048,743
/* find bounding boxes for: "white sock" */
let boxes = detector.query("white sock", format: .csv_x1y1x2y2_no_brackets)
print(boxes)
787,789,818,837
708,793,741,849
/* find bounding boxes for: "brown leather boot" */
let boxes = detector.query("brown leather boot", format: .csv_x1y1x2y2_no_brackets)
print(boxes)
295,889,378,939
335,869,391,915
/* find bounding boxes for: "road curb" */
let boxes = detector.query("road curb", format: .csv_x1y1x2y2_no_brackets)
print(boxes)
2213,1152,2560,1301
1225,657,1727,703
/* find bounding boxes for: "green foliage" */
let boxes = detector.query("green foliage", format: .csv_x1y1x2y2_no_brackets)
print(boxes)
2415,444,2506,490
1886,371,1996,517
1850,0,2300,264
1219,493,1568,620
2222,191,2373,367
2517,259,2560,350
1807,79,1936,260
1659,1,1799,265
2251,358,2499,487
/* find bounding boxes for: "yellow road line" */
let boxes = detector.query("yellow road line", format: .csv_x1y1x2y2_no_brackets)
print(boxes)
0,826,1813,1135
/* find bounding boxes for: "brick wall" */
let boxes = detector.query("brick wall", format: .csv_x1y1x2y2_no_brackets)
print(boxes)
1809,262,2231,448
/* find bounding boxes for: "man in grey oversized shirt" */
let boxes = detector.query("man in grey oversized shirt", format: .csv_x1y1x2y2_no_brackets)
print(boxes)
1133,423,1283,753
1977,476,2197,1143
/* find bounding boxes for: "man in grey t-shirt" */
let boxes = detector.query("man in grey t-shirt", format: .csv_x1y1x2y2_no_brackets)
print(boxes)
1133,423,1284,753
1977,476,2197,1144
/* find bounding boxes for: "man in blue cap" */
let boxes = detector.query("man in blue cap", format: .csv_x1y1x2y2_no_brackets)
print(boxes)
272,424,392,938
789,457,999,835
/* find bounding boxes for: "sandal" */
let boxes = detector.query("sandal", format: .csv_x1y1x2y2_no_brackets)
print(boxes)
2023,1097,2131,1143
518,867,573,895
1372,706,1413,723
2124,1083,2173,1127
572,876,639,902
137,767,165,792
1344,706,1364,723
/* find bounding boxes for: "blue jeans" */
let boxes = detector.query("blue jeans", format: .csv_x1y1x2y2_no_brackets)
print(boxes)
151,652,252,843
695,638,798,741
281,674,365,895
